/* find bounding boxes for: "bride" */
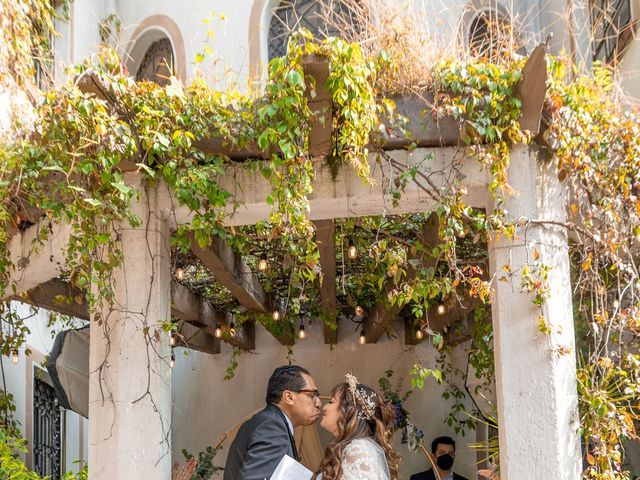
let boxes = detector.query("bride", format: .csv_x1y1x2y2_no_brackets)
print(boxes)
315,374,400,480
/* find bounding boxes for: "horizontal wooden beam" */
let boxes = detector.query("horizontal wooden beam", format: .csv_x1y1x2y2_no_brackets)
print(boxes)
314,220,337,344
175,321,219,355
165,146,493,229
171,280,255,351
188,233,269,313
15,278,89,320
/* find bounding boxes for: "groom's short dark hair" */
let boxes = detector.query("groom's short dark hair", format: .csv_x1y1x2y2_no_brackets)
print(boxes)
266,365,310,404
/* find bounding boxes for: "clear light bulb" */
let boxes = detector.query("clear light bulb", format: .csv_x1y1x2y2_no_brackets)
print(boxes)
175,268,185,281
415,327,424,341
229,322,236,337
272,310,281,321
257,255,268,272
298,325,306,340
348,244,357,260
359,331,367,345
169,353,176,369
437,304,446,315
11,349,19,364
170,335,176,347
214,323,222,338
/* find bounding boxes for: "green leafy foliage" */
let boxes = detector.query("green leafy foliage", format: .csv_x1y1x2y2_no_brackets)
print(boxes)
182,445,224,479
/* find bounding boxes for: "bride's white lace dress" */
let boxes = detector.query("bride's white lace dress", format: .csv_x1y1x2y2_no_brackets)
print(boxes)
317,437,391,480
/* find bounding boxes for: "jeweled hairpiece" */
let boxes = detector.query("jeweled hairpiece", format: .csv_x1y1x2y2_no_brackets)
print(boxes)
345,373,377,421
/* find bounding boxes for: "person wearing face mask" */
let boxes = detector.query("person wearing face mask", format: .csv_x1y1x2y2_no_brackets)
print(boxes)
409,436,468,480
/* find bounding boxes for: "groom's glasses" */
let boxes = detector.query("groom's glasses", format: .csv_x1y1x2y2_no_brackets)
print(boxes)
296,389,320,400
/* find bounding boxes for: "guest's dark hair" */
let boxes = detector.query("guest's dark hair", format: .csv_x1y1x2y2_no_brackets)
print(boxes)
266,365,310,404
316,382,400,480
432,436,456,453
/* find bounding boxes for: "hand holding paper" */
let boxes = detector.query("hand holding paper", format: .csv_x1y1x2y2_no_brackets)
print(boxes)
270,455,313,480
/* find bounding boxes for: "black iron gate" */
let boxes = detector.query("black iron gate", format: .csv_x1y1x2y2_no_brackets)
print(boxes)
33,376,63,479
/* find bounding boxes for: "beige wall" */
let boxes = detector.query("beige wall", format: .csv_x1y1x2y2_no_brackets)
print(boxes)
172,320,479,479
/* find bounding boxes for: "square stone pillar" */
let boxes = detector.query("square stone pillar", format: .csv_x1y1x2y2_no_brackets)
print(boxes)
488,146,581,479
88,174,172,479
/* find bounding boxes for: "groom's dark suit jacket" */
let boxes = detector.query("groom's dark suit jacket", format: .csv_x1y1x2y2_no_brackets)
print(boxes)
223,404,299,480
410,469,469,480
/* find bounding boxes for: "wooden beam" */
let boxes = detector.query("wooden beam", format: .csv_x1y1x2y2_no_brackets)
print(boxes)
516,43,548,134
175,321,219,355
188,233,269,313
428,292,481,334
164,146,492,229
364,213,439,344
314,220,337,344
303,55,332,157
171,280,255,351
15,278,89,320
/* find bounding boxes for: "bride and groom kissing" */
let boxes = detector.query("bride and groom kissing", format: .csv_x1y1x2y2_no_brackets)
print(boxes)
223,365,400,480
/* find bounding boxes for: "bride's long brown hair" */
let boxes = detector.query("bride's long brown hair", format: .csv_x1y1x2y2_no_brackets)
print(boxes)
315,382,400,480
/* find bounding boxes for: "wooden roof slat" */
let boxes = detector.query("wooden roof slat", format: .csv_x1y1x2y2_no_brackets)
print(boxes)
363,213,439,344
188,233,270,313
314,219,337,344
14,277,221,354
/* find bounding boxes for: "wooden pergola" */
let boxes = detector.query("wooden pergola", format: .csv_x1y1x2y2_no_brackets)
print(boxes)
5,46,582,480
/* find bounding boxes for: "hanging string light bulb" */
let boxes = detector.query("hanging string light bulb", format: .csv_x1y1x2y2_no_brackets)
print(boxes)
415,325,424,341
175,267,185,281
272,310,281,321
214,323,222,338
170,334,177,347
11,349,19,364
437,303,446,315
229,321,236,337
347,240,357,260
359,329,367,345
298,322,306,340
257,254,268,273
169,351,176,369
354,305,364,317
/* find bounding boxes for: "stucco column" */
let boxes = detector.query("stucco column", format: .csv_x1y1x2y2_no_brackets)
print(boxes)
488,146,581,479
88,173,172,479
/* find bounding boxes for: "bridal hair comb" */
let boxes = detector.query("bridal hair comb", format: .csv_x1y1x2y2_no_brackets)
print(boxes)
345,373,377,421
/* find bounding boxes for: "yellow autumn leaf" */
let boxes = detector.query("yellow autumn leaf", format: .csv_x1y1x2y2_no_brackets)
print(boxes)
583,254,592,271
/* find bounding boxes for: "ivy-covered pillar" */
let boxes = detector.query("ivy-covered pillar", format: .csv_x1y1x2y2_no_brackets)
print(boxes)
488,146,581,479
88,173,172,479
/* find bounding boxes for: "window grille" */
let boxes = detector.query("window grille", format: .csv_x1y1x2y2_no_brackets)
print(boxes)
590,0,633,62
33,376,63,479
468,10,511,58
136,38,175,86
268,0,361,60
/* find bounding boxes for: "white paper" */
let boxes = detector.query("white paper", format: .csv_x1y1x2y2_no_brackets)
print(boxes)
270,454,313,480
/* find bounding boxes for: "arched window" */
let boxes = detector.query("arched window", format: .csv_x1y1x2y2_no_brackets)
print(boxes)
268,0,360,60
135,37,174,86
468,10,511,57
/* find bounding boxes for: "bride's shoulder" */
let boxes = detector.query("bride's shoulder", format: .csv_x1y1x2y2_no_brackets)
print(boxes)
343,437,381,455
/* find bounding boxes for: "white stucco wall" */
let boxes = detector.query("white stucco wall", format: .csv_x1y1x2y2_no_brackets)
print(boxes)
52,0,590,90
172,320,479,479
619,38,640,100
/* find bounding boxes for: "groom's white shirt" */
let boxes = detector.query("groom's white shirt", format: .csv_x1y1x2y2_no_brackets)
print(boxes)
281,409,294,435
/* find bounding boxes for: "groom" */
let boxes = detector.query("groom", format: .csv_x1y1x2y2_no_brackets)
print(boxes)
223,365,321,480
